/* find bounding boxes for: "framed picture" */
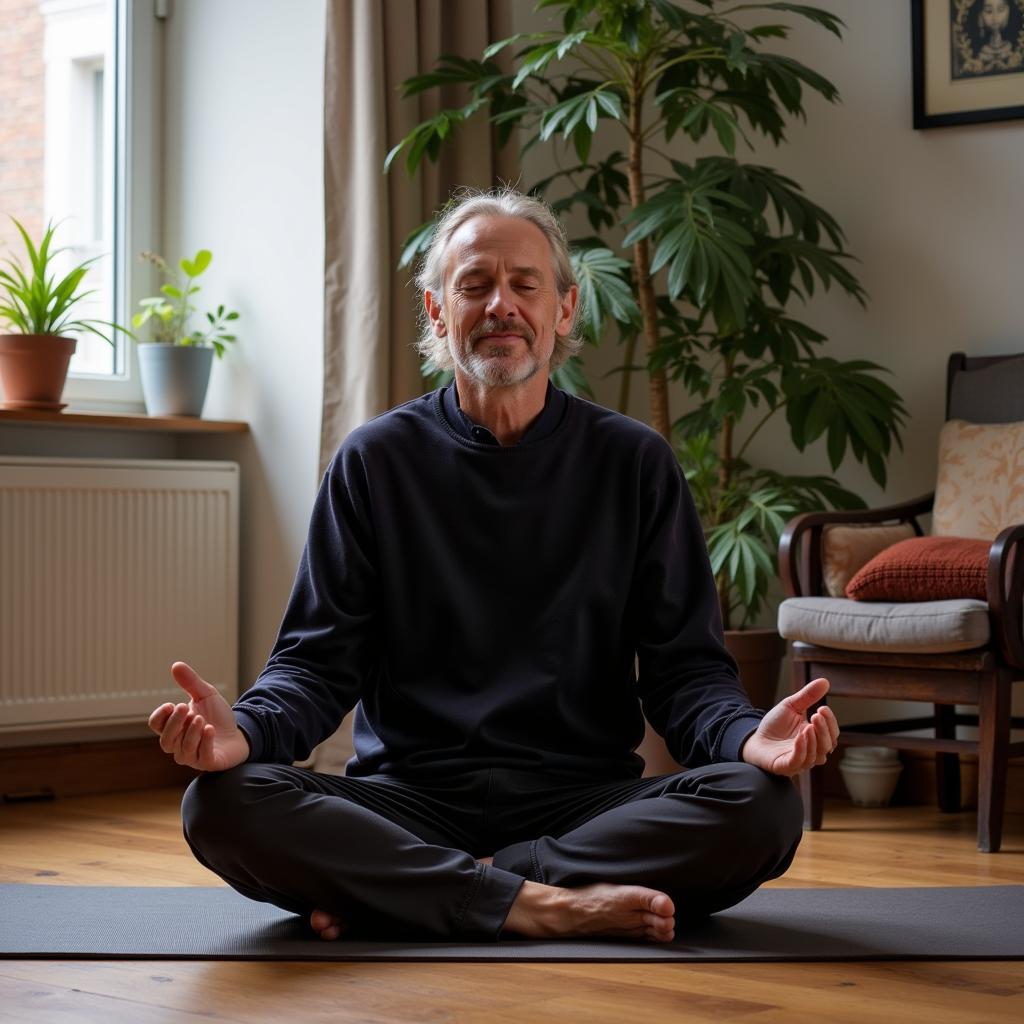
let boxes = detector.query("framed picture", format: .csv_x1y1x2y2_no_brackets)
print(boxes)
912,0,1024,128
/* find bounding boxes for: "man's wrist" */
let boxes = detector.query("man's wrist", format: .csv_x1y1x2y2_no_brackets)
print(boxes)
721,715,764,763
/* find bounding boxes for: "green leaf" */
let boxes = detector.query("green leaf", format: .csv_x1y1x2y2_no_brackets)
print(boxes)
551,353,592,396
482,32,540,60
398,220,436,270
571,246,639,341
512,40,561,90
731,3,845,40
180,250,211,278
556,29,588,60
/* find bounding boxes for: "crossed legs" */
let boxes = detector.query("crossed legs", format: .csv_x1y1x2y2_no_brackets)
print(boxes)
181,762,803,942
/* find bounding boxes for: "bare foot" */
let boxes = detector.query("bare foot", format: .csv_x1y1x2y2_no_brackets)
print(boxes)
502,881,675,943
310,908,347,941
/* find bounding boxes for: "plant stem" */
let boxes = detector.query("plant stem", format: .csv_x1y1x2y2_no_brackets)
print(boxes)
718,352,735,495
627,61,670,441
734,402,779,463
716,352,736,630
617,331,637,415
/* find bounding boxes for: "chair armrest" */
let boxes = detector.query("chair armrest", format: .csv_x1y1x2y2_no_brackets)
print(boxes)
988,523,1024,669
778,493,935,598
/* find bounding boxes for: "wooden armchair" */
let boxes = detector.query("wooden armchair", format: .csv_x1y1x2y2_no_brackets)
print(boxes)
777,352,1024,852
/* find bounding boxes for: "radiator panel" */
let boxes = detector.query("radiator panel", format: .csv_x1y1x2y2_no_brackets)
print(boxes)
0,457,239,731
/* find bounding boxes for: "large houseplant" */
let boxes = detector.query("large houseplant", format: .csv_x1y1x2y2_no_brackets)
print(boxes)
0,217,119,410
385,0,906,703
130,248,239,417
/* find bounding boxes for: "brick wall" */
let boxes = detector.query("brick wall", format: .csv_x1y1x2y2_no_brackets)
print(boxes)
0,0,45,258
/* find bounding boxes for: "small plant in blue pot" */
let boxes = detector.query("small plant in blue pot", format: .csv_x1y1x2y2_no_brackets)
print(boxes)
131,249,239,417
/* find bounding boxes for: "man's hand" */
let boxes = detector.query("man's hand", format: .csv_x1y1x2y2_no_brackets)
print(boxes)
741,677,839,777
147,662,250,772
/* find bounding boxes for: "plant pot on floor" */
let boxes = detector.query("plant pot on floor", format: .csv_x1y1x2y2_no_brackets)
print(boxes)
0,334,76,410
724,628,787,710
137,344,214,417
840,747,903,807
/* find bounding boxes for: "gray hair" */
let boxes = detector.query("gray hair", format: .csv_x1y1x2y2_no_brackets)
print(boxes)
414,186,583,371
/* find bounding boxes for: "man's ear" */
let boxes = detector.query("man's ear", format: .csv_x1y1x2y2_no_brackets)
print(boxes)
424,290,447,337
556,284,579,336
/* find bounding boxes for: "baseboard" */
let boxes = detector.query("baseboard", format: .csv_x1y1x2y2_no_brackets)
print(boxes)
0,738,197,801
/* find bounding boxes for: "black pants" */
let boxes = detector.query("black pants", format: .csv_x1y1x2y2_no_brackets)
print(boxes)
181,761,803,940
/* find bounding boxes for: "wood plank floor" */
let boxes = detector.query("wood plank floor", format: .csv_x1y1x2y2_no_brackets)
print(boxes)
0,787,1022,1023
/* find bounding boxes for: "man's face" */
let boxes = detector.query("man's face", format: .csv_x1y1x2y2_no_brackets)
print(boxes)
425,215,577,389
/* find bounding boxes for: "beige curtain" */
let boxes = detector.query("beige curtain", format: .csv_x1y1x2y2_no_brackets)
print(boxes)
312,0,516,771
320,0,517,480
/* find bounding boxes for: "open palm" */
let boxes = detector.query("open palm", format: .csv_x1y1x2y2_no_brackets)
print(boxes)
147,661,249,772
741,678,839,777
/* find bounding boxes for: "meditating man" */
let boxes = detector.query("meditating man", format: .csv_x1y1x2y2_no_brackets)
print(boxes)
148,187,839,944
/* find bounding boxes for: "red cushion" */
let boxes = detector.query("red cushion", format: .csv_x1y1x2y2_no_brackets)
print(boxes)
844,536,990,602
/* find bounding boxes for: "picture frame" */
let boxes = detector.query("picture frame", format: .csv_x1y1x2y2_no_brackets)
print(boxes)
912,0,1024,128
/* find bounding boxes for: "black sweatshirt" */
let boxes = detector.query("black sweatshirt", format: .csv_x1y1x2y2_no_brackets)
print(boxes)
233,382,763,779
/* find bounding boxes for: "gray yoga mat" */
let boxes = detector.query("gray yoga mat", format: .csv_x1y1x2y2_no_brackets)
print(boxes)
1,884,1021,962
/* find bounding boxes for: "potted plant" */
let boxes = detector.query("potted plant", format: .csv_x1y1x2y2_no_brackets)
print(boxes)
0,217,120,410
130,249,239,417
385,0,907,706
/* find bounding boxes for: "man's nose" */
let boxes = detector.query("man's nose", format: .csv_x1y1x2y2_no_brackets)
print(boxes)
485,283,517,319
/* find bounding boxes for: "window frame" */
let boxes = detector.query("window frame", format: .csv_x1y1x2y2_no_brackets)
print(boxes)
63,0,164,412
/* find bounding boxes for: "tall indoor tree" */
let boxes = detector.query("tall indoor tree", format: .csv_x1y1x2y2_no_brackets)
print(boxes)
386,0,906,632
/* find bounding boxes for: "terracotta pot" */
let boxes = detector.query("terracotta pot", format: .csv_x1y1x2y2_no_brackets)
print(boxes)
724,627,787,709
0,333,77,410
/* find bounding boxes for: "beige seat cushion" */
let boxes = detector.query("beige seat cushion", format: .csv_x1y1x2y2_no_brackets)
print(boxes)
821,523,916,597
933,419,1024,539
778,596,990,653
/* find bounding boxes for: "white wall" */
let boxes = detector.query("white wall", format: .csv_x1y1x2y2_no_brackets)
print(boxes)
165,0,327,692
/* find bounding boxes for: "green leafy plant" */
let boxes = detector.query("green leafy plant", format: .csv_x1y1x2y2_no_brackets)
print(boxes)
132,249,239,358
385,0,907,627
0,217,120,344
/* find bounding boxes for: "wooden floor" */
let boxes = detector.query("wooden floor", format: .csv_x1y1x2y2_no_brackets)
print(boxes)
0,788,1022,1023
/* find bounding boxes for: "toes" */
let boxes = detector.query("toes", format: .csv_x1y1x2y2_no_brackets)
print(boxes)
642,911,674,929
648,892,675,918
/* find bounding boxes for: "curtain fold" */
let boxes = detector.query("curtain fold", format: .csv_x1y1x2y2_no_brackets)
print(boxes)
313,0,516,771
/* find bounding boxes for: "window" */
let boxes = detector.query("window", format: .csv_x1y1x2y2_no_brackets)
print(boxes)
0,0,163,411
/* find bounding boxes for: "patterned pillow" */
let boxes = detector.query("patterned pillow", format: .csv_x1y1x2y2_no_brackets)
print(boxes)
845,536,990,602
821,523,917,598
933,419,1024,539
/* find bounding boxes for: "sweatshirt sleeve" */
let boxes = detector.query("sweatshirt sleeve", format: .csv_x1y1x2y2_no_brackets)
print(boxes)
631,440,764,767
233,445,380,763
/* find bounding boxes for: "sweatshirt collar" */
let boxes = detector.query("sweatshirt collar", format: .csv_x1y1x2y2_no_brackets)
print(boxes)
441,379,566,446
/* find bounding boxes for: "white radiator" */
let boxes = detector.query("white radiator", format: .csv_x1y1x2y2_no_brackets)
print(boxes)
0,456,239,733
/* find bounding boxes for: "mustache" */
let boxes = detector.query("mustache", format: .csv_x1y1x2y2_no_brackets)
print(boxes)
466,318,536,347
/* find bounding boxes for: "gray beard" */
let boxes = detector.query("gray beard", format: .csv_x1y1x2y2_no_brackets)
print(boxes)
457,345,542,387
452,317,544,387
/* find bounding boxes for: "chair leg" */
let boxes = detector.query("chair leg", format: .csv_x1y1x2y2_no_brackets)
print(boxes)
791,656,823,830
976,673,1012,853
935,703,961,813
799,766,824,830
